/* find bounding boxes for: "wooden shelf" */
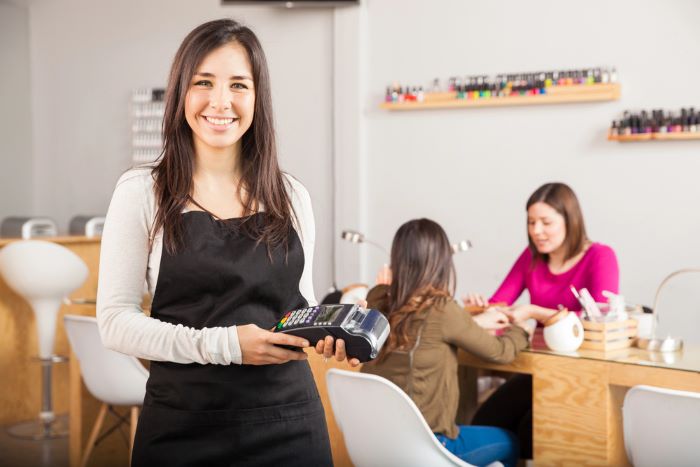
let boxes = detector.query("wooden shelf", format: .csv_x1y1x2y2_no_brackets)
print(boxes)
379,83,621,111
608,132,700,142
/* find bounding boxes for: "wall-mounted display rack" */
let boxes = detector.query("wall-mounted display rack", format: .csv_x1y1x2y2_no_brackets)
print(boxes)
131,88,165,163
380,68,620,111
608,108,700,142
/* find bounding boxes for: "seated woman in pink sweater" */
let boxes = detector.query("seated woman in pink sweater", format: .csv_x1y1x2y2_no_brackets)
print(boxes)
464,182,620,460
465,182,619,322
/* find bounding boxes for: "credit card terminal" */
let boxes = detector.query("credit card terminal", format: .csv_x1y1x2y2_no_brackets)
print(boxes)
274,304,390,362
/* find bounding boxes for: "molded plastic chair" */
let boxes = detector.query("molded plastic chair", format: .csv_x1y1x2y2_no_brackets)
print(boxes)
623,385,700,466
326,368,502,467
0,240,88,439
64,315,148,466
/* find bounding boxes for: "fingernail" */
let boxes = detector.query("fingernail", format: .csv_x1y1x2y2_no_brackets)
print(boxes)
302,341,309,347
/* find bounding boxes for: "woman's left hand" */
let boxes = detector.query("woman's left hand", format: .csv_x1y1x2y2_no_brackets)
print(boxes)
314,336,360,367
313,299,367,367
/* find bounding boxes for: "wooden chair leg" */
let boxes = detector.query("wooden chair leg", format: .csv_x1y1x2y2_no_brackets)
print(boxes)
80,403,108,467
129,406,140,465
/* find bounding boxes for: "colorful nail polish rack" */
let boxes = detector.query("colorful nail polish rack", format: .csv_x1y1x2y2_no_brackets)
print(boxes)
380,67,620,111
608,108,700,142
131,88,165,163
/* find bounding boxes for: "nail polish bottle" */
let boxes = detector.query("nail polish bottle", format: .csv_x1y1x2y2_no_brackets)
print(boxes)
657,112,667,133
664,114,672,133
674,116,683,133
601,68,610,84
536,72,545,94
667,113,676,132
462,77,471,99
456,80,464,99
417,86,425,103
610,67,618,83
385,87,392,103
630,116,638,134
431,78,441,93
593,68,602,84
681,108,690,132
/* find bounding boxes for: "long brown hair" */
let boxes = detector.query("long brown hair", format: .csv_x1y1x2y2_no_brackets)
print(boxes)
381,219,456,358
526,182,588,264
152,19,294,254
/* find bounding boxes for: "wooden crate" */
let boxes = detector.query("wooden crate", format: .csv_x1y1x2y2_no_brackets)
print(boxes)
580,318,638,351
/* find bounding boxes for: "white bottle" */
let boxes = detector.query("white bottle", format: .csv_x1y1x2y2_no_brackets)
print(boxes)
603,290,627,321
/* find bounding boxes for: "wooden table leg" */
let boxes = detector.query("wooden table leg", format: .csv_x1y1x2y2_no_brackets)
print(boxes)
531,355,612,466
130,406,139,465
68,349,82,467
81,404,107,467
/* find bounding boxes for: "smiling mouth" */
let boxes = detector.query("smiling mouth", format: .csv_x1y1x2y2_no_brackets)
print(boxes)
203,116,237,126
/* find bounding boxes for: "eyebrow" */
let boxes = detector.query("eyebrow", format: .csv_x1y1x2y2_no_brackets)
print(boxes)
193,72,253,81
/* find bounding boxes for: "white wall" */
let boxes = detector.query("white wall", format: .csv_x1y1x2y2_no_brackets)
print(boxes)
0,2,33,218
8,0,700,308
348,0,700,308
26,0,335,298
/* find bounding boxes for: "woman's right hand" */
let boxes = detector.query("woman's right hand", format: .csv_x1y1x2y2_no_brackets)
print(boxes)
237,324,310,365
462,293,488,308
375,264,392,285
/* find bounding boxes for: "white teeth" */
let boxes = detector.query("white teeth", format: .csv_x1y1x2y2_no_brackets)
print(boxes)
204,116,235,125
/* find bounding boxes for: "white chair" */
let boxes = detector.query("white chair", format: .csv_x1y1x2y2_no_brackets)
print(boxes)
622,385,700,466
64,315,148,467
0,240,89,439
326,368,503,467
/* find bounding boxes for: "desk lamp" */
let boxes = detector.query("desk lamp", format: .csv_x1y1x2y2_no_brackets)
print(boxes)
636,268,700,352
340,230,472,256
340,230,389,256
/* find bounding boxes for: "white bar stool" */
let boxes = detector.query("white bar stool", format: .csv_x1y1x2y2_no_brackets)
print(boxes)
0,240,88,439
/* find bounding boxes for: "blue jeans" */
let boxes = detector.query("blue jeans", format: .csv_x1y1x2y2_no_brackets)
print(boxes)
435,425,519,467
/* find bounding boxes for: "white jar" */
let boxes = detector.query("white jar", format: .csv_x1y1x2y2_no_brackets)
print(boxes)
543,310,584,352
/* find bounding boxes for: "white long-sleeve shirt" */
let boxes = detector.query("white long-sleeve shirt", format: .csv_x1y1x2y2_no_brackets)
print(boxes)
96,167,316,365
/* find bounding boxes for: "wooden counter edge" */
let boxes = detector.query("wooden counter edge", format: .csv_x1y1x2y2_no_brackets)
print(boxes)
0,236,101,247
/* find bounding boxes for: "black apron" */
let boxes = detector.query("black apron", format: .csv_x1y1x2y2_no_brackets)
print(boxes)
131,211,332,467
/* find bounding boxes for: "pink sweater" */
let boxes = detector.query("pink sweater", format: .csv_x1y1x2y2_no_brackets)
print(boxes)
489,243,619,313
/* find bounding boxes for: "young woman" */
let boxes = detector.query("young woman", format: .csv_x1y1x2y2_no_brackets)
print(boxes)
465,182,619,320
361,218,533,467
465,182,620,459
97,19,354,466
